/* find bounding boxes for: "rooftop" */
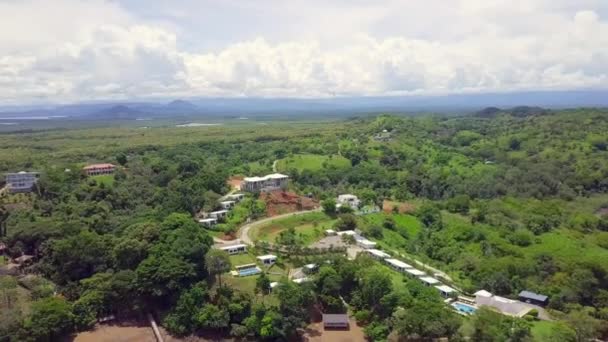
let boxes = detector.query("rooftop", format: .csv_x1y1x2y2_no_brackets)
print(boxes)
367,249,390,258
405,268,426,276
385,258,413,269
435,285,457,293
518,290,548,302
322,314,349,324
244,173,289,182
83,163,115,170
257,254,277,260
419,276,440,284
474,290,493,297
218,244,247,250
210,210,228,214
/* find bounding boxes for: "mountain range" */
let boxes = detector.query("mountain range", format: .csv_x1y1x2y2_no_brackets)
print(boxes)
1,90,608,120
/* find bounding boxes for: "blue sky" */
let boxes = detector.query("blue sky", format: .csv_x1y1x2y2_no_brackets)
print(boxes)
1,0,608,104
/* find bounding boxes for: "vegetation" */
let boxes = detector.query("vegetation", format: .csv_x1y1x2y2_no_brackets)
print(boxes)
1,109,608,340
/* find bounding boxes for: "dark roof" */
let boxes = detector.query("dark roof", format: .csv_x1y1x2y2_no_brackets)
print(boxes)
322,314,349,324
519,290,548,302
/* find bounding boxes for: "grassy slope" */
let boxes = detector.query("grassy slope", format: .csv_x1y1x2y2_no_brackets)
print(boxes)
276,154,350,172
252,212,335,244
91,174,115,187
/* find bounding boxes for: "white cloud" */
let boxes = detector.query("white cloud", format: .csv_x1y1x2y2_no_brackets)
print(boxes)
0,0,607,103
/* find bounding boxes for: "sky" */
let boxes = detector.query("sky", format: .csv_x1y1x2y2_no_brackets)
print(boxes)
1,0,608,104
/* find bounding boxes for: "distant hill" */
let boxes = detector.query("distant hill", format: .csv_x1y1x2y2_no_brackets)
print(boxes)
475,107,502,118
92,105,143,120
166,100,198,112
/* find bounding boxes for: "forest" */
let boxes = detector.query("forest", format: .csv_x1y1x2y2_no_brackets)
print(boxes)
1,108,608,341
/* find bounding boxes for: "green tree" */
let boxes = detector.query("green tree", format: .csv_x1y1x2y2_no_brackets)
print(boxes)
26,297,75,341
255,272,271,296
322,198,337,216
205,249,231,288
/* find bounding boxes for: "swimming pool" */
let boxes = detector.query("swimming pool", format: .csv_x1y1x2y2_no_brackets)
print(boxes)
238,267,261,277
452,302,477,314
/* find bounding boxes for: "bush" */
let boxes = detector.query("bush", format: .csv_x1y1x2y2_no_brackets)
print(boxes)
354,309,372,324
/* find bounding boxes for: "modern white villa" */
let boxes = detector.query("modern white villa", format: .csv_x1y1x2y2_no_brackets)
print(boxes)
209,210,228,220
336,194,361,209
242,173,288,192
5,171,39,193
356,238,377,249
257,254,277,265
220,200,236,210
198,218,218,227
385,258,413,272
435,285,457,298
366,249,391,260
218,244,247,255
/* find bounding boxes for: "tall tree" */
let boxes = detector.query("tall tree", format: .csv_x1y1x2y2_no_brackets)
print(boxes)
205,249,231,288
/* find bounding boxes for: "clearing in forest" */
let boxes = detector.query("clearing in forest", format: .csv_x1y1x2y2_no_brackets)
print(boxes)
276,154,350,172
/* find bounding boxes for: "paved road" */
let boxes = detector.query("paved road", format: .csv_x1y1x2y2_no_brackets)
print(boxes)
237,208,322,245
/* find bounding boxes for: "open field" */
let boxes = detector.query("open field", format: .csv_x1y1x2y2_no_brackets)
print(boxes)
91,174,115,187
251,212,335,244
276,154,350,172
228,253,256,267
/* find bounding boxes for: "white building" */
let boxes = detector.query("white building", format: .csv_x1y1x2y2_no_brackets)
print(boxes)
209,210,228,220
220,200,236,210
336,230,357,236
5,171,39,193
257,254,277,265
385,258,413,272
366,249,391,260
356,238,377,249
420,276,440,287
226,193,244,202
435,285,457,298
324,229,336,236
405,268,426,278
198,218,218,227
218,244,247,255
242,173,288,192
337,194,361,209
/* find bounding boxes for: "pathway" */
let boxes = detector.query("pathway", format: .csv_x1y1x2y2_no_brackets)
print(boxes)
272,159,278,172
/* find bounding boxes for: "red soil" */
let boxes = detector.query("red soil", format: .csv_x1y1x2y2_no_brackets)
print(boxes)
261,191,319,217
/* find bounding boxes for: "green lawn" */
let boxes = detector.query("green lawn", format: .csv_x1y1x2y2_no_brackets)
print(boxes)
0,256,6,266
229,253,257,267
91,174,115,187
276,154,350,172
531,320,562,341
252,212,336,245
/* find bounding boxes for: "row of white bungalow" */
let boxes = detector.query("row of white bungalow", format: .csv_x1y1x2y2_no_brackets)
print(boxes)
198,193,245,227
365,249,457,298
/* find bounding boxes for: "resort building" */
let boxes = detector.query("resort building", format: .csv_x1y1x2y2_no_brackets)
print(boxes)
324,229,336,236
420,276,441,287
220,200,236,210
198,218,217,227
257,254,277,265
435,285,457,298
218,244,247,255
226,193,244,202
82,163,116,176
242,173,288,192
304,264,318,273
209,210,228,220
5,171,39,193
366,249,391,260
385,258,413,272
356,238,377,249
518,290,549,306
322,314,349,329
336,194,361,209
474,290,531,317
293,277,311,284
336,230,357,236
405,268,426,278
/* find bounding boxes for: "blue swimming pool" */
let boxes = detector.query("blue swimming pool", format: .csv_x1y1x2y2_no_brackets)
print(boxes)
452,302,477,314
238,267,261,277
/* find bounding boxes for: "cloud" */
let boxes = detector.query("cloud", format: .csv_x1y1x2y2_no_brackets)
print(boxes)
0,0,607,103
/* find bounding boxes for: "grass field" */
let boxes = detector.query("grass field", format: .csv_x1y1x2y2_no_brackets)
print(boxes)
91,174,115,187
531,320,562,341
276,154,350,172
252,212,335,245
229,253,257,267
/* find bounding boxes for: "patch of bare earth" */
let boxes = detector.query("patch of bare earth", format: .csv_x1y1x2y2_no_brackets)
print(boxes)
71,323,156,342
301,317,365,342
261,191,319,217
383,200,416,214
